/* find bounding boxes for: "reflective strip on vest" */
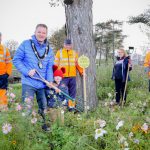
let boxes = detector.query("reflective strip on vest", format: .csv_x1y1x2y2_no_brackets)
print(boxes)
60,49,76,62
0,54,3,57
3,47,6,58
0,60,5,62
60,62,75,66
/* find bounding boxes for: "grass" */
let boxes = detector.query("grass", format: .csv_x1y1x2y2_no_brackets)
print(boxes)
0,64,149,150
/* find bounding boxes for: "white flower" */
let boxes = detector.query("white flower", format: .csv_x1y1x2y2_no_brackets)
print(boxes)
128,132,133,138
2,123,12,134
108,93,112,97
31,118,37,124
116,120,124,130
16,104,22,111
134,139,139,144
10,93,16,99
124,141,129,147
124,148,129,150
95,128,107,140
22,113,26,117
141,123,148,132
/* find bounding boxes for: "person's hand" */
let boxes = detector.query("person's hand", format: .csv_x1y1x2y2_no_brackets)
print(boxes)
28,69,36,77
129,64,132,67
55,88,61,93
45,81,53,88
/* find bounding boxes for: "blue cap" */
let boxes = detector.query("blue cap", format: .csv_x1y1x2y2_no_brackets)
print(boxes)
64,39,72,45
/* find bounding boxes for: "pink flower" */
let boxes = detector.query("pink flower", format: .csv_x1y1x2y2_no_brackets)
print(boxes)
24,97,32,104
27,105,32,110
16,104,22,111
31,118,37,124
32,111,37,117
2,123,12,134
10,93,16,99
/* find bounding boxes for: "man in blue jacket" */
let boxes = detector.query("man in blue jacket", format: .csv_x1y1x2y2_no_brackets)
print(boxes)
13,24,54,130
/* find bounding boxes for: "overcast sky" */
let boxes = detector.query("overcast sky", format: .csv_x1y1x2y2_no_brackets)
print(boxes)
0,0,150,52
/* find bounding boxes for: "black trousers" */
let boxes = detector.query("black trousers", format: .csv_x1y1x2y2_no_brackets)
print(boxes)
115,79,127,103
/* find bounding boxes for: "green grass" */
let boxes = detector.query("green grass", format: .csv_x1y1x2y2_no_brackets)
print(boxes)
0,65,149,150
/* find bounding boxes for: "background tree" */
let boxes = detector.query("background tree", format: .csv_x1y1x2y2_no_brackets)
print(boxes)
49,26,66,53
129,7,150,40
49,0,97,110
129,7,150,27
94,20,126,65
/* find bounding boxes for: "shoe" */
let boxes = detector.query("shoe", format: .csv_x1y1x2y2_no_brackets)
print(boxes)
42,124,50,131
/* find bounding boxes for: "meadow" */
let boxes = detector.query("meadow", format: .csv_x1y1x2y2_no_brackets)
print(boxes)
0,65,149,150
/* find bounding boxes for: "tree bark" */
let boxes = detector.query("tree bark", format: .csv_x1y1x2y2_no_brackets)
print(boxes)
65,0,97,110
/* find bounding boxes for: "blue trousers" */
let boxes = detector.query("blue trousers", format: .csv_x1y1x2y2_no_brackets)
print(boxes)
22,84,47,112
62,77,76,99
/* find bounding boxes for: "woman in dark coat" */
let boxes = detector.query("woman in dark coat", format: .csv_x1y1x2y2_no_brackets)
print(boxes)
112,49,132,105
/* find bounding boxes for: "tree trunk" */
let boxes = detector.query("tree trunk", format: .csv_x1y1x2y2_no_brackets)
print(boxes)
65,0,97,110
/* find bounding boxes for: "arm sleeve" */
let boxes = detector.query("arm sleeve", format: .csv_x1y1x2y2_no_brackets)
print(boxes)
13,42,30,76
46,48,54,82
5,48,12,75
75,52,83,75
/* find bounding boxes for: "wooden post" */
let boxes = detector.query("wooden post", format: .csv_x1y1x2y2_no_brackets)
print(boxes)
83,68,87,113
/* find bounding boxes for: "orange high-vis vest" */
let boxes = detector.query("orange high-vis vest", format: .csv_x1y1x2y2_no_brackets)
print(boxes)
0,44,12,75
144,52,150,67
55,48,83,77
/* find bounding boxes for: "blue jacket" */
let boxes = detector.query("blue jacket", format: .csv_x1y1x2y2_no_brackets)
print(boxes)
45,81,68,108
13,35,54,89
112,57,132,82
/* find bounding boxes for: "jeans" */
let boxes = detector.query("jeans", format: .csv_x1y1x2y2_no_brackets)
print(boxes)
22,84,47,112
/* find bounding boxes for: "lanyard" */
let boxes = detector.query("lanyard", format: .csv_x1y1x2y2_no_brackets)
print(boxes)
30,40,49,69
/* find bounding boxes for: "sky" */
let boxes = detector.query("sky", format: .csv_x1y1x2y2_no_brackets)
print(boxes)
0,0,150,53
